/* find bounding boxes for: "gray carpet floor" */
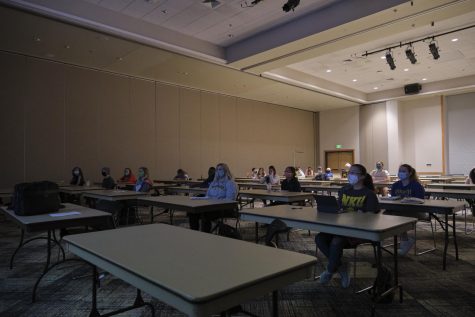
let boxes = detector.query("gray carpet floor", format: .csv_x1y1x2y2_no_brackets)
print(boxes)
1,205,475,317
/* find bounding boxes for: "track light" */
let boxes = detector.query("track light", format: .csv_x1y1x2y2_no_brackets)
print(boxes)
405,45,417,64
283,0,300,12
385,51,396,70
429,41,440,60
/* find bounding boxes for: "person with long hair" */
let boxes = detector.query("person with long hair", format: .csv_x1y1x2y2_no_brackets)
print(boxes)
119,167,136,184
70,167,85,186
134,167,153,192
257,167,266,179
370,161,391,196
281,166,301,192
385,163,425,256
189,163,238,232
260,165,280,185
198,166,216,188
466,167,475,184
316,164,379,289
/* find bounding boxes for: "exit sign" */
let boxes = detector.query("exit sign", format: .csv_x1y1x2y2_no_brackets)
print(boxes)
335,144,342,149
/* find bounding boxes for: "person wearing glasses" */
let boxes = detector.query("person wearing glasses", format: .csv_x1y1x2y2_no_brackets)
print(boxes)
315,164,379,289
188,163,238,233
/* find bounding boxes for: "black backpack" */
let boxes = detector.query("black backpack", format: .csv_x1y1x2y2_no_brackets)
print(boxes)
12,181,61,216
216,223,242,240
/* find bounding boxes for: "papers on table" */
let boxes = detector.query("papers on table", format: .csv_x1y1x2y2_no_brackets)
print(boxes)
49,211,81,217
190,196,210,200
400,197,425,204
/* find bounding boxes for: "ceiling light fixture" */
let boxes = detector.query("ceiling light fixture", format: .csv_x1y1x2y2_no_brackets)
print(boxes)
429,40,440,60
405,45,417,64
385,50,396,70
241,0,262,8
202,0,221,9
451,38,458,42
283,0,300,12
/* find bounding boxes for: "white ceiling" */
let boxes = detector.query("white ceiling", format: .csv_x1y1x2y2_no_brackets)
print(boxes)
1,0,474,111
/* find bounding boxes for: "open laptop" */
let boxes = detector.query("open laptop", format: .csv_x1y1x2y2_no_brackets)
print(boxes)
315,195,342,213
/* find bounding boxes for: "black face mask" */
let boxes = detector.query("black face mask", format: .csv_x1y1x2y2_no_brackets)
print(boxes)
102,172,107,177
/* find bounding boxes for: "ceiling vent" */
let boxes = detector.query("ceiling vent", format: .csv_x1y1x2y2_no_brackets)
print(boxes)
202,0,222,9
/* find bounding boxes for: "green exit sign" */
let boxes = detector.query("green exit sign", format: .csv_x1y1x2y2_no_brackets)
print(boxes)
335,144,342,149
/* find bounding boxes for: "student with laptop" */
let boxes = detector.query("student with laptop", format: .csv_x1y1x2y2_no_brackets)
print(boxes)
316,164,379,288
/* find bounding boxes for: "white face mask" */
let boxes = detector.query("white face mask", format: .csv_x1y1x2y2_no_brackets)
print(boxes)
348,174,359,185
74,170,80,176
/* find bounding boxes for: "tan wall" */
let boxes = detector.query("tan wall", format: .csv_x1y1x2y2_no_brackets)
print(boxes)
0,51,316,187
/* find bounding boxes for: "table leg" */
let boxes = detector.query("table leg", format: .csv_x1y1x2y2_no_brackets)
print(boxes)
45,230,52,273
443,213,449,270
453,213,458,260
255,222,259,243
10,229,25,269
89,266,101,317
272,290,278,317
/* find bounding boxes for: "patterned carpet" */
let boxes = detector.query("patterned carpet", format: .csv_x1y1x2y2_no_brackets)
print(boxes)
1,206,475,317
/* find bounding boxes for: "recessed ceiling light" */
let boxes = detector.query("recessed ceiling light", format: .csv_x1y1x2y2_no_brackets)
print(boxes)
422,78,427,81
45,53,55,58
326,69,332,73
373,87,379,90
380,56,386,60
116,57,123,61
352,79,357,82
404,68,409,72
451,38,458,42
161,9,167,14
64,45,71,49
34,36,41,42
228,34,233,38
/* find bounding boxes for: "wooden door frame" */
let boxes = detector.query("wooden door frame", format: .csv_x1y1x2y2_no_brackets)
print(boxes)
324,149,355,171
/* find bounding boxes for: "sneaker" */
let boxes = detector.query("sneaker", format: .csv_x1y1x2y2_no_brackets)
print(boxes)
338,263,351,289
319,270,333,285
398,238,415,256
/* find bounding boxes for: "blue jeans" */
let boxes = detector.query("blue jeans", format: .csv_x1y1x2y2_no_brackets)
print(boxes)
315,232,350,273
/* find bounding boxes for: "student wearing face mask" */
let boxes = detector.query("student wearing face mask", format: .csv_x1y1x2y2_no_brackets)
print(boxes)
119,168,136,184
70,167,85,186
134,167,153,192
189,163,238,232
323,168,334,181
101,167,116,189
371,161,391,196
385,163,425,256
314,166,324,180
316,164,379,289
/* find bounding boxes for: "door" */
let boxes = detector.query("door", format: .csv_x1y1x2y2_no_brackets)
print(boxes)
325,150,354,177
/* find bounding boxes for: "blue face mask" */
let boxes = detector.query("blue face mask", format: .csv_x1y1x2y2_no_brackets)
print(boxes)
398,172,408,180
217,170,225,178
138,170,145,178
348,174,359,185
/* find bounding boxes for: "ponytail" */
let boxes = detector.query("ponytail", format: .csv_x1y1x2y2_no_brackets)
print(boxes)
351,164,375,192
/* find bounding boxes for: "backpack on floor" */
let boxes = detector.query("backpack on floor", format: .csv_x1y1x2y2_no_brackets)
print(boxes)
12,181,61,216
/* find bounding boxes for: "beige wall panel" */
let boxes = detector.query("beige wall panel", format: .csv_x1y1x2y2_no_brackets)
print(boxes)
0,52,26,188
359,104,373,168
179,88,201,180
359,103,388,171
125,78,156,178
96,72,130,182
24,58,65,183
217,95,238,175
156,82,180,179
64,66,100,183
200,92,220,177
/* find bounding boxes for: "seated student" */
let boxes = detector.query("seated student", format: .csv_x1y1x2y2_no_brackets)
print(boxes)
371,161,391,196
174,168,189,180
257,167,266,180
314,166,324,180
282,166,302,192
135,167,153,192
465,167,475,184
189,163,238,233
197,166,216,188
260,165,280,185
385,163,425,256
247,167,258,179
306,166,315,177
323,167,334,180
296,166,306,179
70,167,85,186
316,164,379,288
101,167,116,189
119,167,136,184
341,162,352,179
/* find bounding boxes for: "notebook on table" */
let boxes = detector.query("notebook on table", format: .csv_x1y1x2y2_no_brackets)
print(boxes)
315,195,342,213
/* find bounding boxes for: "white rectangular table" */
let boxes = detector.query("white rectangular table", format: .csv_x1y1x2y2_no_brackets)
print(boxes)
0,203,113,301
82,189,149,201
64,224,316,317
238,189,314,206
239,205,416,311
138,195,238,224
378,198,466,270
426,183,475,190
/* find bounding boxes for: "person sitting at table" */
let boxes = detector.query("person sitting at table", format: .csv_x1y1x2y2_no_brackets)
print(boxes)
465,167,475,184
282,166,302,192
135,167,153,192
371,161,391,196
173,168,190,180
189,163,238,233
323,167,334,180
119,167,137,184
257,167,266,179
384,163,425,256
70,166,85,186
314,166,324,180
260,165,280,185
306,166,314,177
247,167,258,179
101,167,116,189
198,166,216,188
296,166,306,179
316,163,379,289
